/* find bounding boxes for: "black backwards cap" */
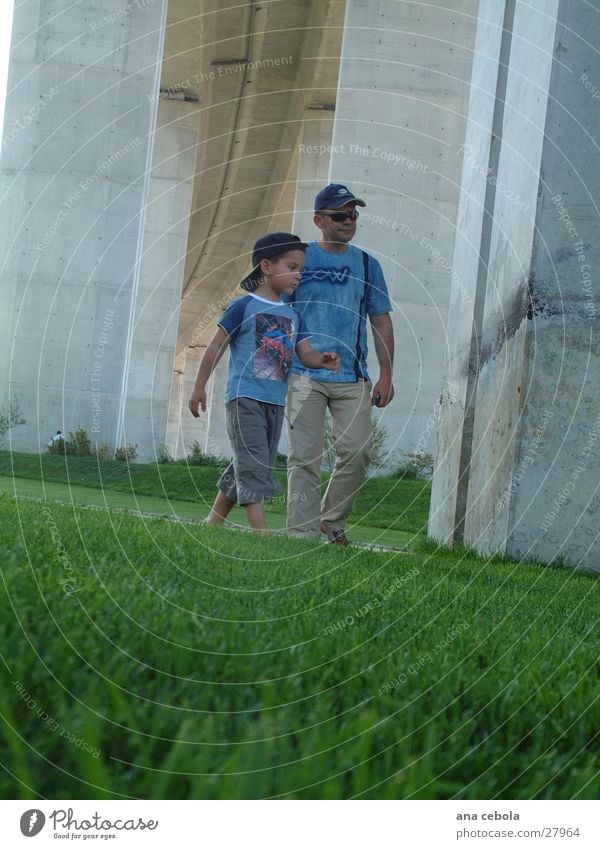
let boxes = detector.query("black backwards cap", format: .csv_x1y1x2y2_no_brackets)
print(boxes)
240,232,308,292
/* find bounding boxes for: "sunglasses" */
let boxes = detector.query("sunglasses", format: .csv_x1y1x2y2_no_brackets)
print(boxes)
319,209,360,222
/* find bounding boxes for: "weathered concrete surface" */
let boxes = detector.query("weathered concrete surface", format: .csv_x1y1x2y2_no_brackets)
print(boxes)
327,0,478,462
118,96,198,459
430,0,600,571
0,0,170,455
505,0,600,569
428,0,509,542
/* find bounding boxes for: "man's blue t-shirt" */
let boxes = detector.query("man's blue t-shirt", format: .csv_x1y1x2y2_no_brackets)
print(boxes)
288,241,392,382
218,293,310,406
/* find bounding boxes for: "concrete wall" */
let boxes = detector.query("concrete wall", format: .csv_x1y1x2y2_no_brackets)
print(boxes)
0,0,184,458
506,0,600,568
430,0,600,570
119,97,198,459
328,0,478,465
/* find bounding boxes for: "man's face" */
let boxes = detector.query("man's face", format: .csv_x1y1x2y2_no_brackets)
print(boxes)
314,202,359,245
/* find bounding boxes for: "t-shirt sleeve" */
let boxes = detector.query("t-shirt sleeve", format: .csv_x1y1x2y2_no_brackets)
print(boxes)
217,297,249,342
366,256,393,316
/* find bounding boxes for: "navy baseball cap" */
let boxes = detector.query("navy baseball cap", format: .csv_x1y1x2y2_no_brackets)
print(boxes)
240,232,308,292
314,183,366,212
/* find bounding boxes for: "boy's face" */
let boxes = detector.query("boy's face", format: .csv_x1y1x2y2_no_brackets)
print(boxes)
264,249,305,295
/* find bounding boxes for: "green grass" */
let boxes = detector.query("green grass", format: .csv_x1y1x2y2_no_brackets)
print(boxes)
0,496,598,800
0,449,431,544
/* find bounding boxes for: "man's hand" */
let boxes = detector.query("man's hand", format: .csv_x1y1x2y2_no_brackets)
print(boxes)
321,352,340,371
371,375,394,407
188,388,207,417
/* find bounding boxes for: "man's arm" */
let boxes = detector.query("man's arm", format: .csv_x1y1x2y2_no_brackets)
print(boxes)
188,326,230,417
369,313,394,407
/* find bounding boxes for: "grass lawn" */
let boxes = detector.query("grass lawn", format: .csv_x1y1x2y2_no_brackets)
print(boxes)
0,450,432,547
0,496,598,800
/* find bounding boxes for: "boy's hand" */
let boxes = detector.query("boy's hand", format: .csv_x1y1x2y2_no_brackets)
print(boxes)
188,388,207,417
321,352,340,371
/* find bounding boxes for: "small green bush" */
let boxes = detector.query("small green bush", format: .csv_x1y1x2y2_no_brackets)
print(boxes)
94,444,110,460
186,440,224,467
48,427,92,456
47,437,66,455
156,443,174,464
0,399,26,443
395,452,434,479
115,443,138,462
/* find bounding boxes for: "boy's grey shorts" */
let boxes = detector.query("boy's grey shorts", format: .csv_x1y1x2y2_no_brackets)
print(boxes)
217,397,284,505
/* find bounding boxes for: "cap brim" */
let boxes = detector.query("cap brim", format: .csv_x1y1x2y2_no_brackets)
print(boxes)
240,264,261,292
319,196,366,210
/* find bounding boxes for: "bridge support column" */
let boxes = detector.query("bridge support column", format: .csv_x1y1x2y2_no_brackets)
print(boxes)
0,1,196,460
430,0,600,571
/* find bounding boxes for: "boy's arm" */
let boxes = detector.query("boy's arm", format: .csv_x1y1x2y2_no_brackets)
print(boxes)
188,326,231,416
295,339,340,372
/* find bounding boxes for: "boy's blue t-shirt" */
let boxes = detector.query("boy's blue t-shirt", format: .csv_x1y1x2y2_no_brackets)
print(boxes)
218,293,310,406
287,241,392,382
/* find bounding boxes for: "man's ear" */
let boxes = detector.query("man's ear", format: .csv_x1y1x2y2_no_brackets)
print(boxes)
313,213,323,230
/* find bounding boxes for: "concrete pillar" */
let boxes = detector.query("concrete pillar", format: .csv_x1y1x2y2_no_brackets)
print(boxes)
430,0,600,571
119,97,198,460
327,0,478,464
204,356,230,459
292,111,335,238
0,0,180,457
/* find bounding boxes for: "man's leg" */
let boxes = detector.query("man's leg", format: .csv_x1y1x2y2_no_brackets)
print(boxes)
321,380,373,532
286,374,328,538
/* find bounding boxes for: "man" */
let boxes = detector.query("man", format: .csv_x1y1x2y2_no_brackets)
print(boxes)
286,183,394,544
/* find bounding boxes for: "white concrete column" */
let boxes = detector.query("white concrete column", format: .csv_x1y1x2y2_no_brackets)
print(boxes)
327,0,478,464
291,112,335,238
119,97,198,460
431,0,600,571
0,0,168,453
167,344,208,461
204,356,230,460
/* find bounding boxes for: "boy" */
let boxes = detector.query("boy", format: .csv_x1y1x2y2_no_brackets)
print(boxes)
189,232,340,531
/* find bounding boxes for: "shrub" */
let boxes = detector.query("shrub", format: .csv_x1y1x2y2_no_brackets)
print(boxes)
156,443,174,464
94,444,110,460
115,443,138,462
395,452,434,480
47,437,66,455
64,427,92,456
186,440,224,467
0,399,26,443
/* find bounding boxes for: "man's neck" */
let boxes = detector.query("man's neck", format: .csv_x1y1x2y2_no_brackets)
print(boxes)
317,237,350,254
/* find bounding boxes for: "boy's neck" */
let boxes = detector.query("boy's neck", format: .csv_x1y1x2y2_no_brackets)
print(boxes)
253,283,282,302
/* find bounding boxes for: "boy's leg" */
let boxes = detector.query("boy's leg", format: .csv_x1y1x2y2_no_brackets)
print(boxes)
286,374,329,538
204,489,235,524
243,403,284,532
320,380,372,532
245,502,267,531
230,399,283,529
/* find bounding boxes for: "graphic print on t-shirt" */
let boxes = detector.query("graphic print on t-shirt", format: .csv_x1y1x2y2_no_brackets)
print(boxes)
254,313,294,381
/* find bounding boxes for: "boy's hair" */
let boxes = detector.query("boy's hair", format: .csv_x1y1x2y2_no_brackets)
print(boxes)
240,232,307,292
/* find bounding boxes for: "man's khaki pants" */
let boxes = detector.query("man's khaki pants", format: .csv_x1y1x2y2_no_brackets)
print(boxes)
286,374,373,538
